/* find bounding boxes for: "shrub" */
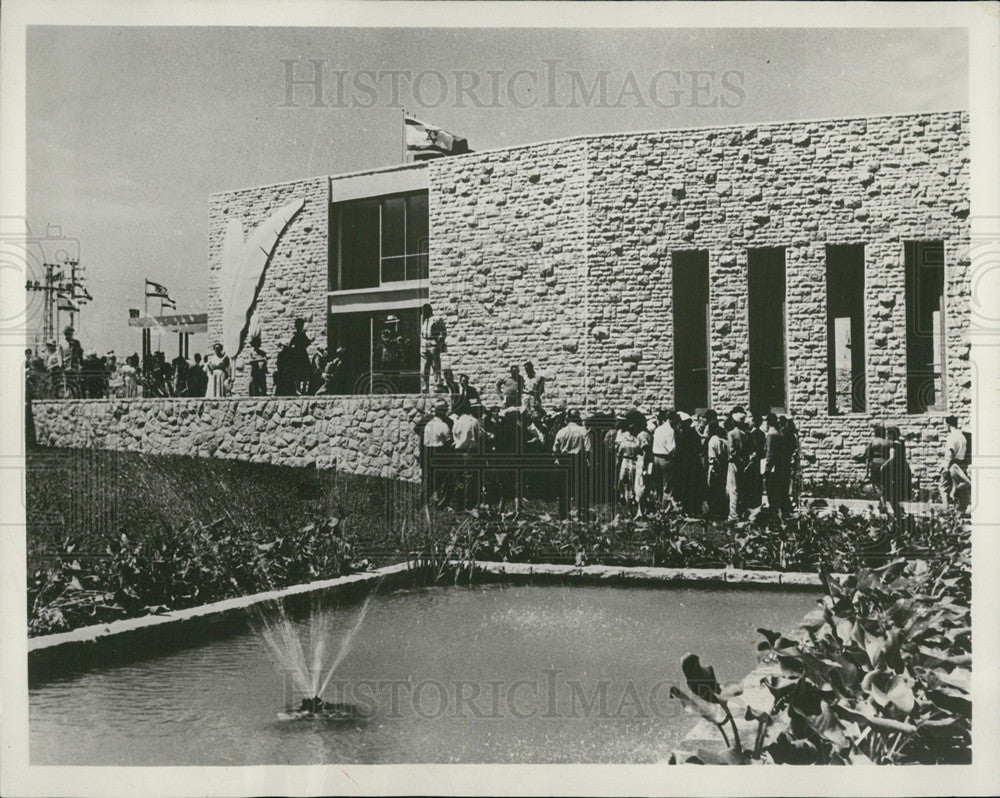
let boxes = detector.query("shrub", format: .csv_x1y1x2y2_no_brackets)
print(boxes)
669,530,970,765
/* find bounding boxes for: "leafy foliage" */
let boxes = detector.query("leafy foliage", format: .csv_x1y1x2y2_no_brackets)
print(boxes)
670,526,971,765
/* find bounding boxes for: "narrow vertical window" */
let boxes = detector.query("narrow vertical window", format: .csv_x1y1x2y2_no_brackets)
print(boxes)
335,198,379,290
826,244,867,414
672,250,710,412
747,247,787,414
905,241,946,412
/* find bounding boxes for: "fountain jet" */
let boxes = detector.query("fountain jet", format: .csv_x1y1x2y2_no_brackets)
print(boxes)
251,585,379,718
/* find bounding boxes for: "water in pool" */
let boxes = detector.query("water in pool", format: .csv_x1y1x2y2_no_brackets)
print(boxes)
30,583,812,764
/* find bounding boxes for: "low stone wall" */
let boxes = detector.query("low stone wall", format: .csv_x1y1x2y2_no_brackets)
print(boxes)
32,396,954,489
31,395,436,483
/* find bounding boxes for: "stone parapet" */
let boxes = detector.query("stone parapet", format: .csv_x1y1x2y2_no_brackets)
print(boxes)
32,396,436,483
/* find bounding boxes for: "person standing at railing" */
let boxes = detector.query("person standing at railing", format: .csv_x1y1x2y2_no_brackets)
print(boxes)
205,342,231,398
121,354,140,399
248,335,268,397
420,303,447,393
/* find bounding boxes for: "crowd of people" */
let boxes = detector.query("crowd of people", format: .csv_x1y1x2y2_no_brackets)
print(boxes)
416,361,973,522
25,327,234,400
415,367,805,523
26,313,972,520
24,319,351,401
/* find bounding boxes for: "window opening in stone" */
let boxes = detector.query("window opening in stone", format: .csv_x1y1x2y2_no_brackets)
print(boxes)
672,249,710,412
826,244,867,414
747,246,787,415
904,240,947,413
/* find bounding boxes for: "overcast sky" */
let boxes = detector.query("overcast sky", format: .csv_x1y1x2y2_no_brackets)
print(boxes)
26,26,967,356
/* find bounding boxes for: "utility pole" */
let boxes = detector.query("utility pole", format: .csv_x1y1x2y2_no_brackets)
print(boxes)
26,259,87,347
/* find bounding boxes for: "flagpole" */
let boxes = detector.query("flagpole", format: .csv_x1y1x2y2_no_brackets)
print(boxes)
401,107,406,164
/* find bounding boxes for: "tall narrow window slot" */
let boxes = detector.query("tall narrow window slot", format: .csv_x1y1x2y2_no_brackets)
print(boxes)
904,241,946,412
672,250,710,412
826,244,867,414
747,247,787,414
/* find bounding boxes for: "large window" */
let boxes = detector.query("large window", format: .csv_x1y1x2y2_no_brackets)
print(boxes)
327,307,421,394
332,191,428,291
672,250,710,412
747,247,787,414
904,240,947,413
826,244,867,414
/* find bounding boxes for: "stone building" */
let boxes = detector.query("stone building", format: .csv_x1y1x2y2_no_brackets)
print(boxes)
205,110,970,483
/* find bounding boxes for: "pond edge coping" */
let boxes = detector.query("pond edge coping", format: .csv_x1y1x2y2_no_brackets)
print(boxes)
28,562,828,677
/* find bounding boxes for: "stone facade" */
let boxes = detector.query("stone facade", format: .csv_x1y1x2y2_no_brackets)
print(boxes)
195,110,969,485
207,176,330,396
427,111,970,483
32,397,435,483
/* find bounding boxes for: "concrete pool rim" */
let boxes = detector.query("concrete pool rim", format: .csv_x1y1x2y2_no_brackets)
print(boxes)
28,561,826,680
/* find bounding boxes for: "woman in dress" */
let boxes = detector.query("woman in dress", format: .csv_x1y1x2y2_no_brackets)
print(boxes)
206,342,231,398
615,413,641,514
121,354,139,399
629,409,653,519
705,421,730,521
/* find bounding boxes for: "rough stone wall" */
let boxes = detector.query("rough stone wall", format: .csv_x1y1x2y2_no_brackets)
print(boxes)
207,176,330,396
430,111,970,484
32,397,434,483
428,140,589,402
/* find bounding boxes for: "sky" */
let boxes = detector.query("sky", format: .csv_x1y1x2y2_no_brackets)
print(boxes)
26,26,967,357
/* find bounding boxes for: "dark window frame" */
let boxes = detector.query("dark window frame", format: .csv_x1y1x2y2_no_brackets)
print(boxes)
904,240,948,414
330,190,429,292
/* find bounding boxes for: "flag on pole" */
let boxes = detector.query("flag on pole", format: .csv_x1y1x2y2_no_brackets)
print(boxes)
58,293,79,312
145,279,170,298
404,113,470,160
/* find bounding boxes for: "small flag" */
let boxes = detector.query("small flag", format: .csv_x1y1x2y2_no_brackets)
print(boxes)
129,308,140,319
404,113,470,159
145,279,169,298
58,296,79,312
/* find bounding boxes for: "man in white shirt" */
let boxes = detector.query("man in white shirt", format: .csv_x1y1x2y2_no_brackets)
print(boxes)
554,410,591,518
452,402,483,510
941,414,970,510
422,398,453,507
651,410,676,507
452,403,482,452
